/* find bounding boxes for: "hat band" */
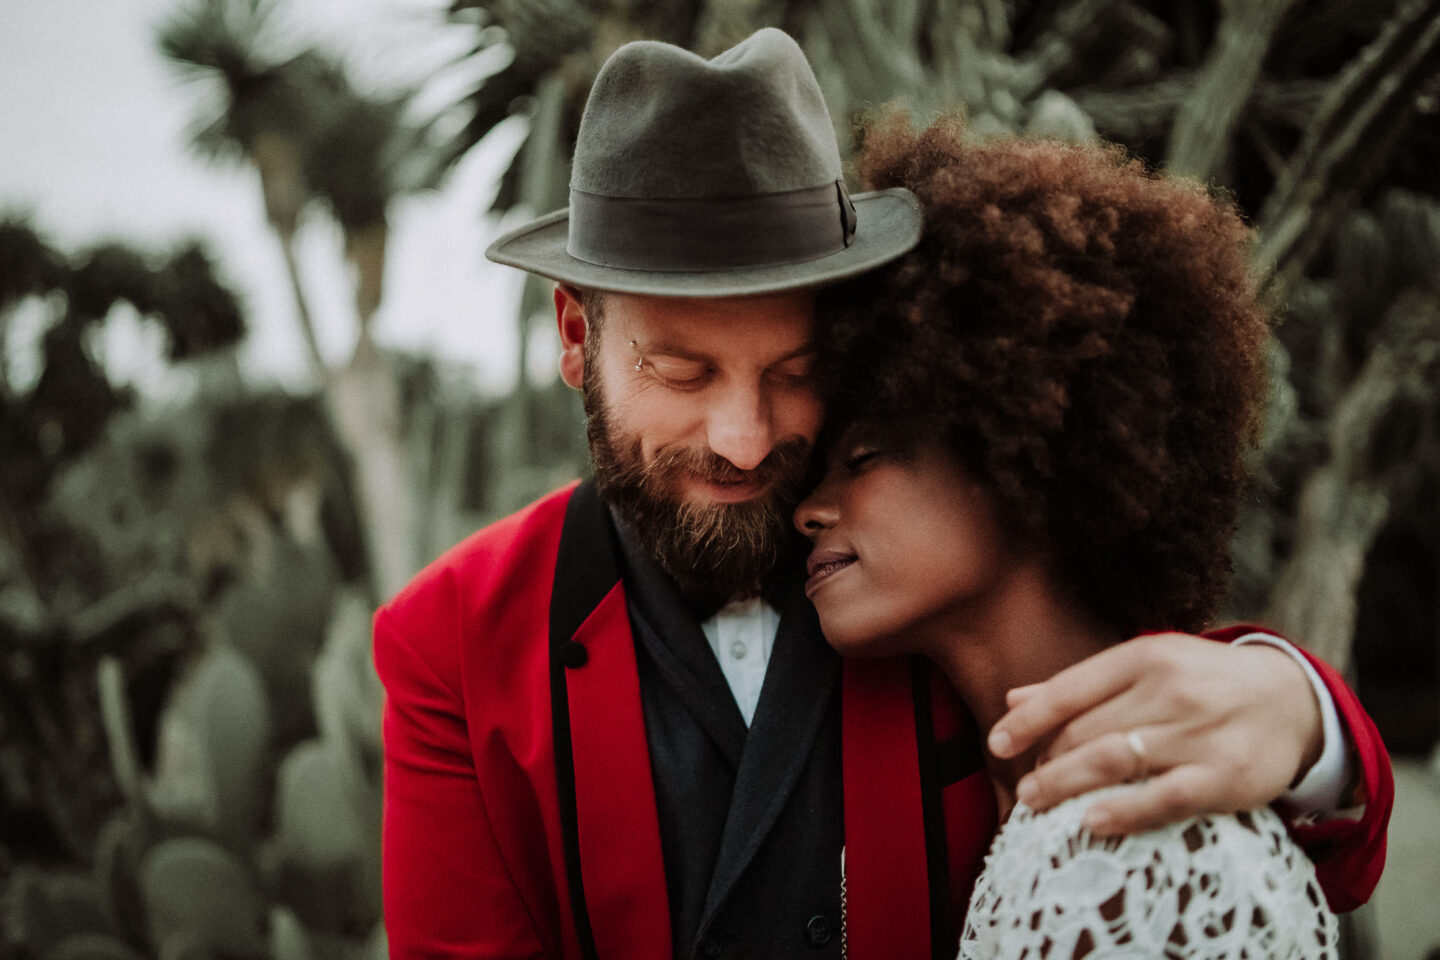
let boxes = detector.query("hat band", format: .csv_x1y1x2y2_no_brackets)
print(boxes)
566,181,859,273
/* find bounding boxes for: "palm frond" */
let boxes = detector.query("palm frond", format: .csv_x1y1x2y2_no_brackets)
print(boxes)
0,218,67,308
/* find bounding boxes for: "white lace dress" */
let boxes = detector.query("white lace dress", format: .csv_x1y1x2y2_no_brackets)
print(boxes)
959,785,1338,960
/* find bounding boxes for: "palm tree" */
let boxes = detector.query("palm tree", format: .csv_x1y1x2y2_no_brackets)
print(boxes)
158,0,330,375
158,0,436,599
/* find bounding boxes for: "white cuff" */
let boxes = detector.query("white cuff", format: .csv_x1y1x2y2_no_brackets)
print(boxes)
1232,632,1358,819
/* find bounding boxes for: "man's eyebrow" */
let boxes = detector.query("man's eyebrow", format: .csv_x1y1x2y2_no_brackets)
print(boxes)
636,341,817,365
638,341,711,362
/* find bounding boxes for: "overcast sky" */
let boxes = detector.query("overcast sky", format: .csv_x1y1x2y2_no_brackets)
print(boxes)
0,0,540,399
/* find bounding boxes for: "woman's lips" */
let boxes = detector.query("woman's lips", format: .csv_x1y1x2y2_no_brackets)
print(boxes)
805,550,857,595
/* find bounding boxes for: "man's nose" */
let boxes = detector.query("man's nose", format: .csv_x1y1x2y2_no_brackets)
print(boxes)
706,382,776,472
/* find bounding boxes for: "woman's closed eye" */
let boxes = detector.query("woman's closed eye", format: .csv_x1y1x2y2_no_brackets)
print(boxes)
843,445,882,472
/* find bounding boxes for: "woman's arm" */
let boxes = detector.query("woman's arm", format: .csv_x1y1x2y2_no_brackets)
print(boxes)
982,628,1393,909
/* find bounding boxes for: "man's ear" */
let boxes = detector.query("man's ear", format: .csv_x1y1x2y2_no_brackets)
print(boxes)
555,284,588,391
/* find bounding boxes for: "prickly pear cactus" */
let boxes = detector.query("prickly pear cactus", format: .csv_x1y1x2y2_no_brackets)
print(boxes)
268,905,313,960
41,933,149,960
1378,189,1440,292
137,837,265,958
219,530,339,747
92,815,149,951
148,644,271,840
272,737,382,932
312,588,384,760
3,869,110,958
1332,208,1391,330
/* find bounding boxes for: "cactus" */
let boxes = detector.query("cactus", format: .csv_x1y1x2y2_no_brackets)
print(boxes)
1332,208,1391,332
147,644,271,840
4,869,110,958
42,934,149,960
362,923,387,960
96,657,146,815
275,740,368,872
92,815,149,952
1378,189,1440,292
1024,90,1097,143
312,588,384,761
272,737,382,932
269,906,314,960
138,836,265,958
219,530,339,746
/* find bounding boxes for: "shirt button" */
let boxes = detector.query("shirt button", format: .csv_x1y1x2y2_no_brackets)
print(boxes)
701,935,723,958
805,915,833,947
729,639,748,659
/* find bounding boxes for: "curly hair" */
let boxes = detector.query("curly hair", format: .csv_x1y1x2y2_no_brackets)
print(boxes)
817,114,1270,635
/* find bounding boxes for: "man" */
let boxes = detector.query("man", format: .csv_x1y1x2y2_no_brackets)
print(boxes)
374,29,1391,960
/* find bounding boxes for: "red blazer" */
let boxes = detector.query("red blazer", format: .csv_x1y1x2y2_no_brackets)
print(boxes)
374,482,1392,960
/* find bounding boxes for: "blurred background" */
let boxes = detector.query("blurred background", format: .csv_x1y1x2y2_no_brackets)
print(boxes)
1,0,1437,957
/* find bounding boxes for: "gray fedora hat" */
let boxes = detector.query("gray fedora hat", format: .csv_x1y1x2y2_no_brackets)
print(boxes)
485,28,921,297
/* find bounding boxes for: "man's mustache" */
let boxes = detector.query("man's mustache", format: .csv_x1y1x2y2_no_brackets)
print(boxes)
642,441,808,490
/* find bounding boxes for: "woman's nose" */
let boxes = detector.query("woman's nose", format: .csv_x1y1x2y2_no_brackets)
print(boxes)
793,489,837,536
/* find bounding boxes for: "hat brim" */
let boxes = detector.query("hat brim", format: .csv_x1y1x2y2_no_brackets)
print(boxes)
485,188,921,297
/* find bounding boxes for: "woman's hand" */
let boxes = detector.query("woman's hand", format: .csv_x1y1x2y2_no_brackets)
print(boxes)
987,632,1325,835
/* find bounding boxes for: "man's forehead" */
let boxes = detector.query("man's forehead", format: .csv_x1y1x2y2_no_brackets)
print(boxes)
605,289,816,329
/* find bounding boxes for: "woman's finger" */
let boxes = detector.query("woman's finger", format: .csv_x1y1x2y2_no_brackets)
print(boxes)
988,640,1157,758
1080,765,1225,836
1017,726,1177,811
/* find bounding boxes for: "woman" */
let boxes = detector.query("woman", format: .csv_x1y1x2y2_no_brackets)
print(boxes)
797,116,1339,959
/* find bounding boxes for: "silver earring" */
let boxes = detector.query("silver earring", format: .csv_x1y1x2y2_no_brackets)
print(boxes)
630,341,643,371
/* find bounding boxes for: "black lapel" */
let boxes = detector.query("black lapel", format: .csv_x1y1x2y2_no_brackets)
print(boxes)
612,514,749,767
699,576,840,929
549,479,621,960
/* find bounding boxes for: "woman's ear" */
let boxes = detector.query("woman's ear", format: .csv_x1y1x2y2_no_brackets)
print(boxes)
555,284,588,390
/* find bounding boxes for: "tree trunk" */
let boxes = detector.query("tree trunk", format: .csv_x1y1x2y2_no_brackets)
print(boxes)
277,230,327,379
1264,291,1440,669
325,333,418,601
1166,0,1301,180
512,73,571,463
1253,0,1440,287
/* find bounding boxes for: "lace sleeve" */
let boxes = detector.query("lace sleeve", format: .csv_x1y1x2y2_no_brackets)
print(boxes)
959,786,1338,960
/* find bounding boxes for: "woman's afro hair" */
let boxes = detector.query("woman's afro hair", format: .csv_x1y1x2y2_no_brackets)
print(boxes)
817,114,1270,636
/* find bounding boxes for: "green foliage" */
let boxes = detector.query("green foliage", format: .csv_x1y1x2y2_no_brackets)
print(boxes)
43,934,151,960
138,837,266,957
156,0,318,161
159,0,430,236
93,815,150,950
5,869,111,956
0,219,66,307
218,535,337,747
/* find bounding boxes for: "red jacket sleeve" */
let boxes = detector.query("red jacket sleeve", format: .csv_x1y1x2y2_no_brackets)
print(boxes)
1209,625,1394,913
374,605,546,959
1285,645,1393,913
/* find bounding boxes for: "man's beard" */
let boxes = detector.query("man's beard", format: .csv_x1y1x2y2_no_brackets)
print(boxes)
583,369,811,599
